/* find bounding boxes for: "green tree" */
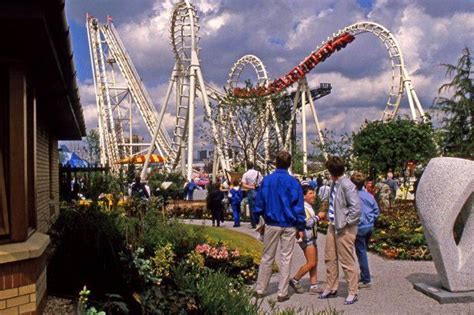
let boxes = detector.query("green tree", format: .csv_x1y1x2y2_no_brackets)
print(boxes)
315,129,353,169
352,118,437,178
433,47,474,158
84,129,101,165
206,81,285,169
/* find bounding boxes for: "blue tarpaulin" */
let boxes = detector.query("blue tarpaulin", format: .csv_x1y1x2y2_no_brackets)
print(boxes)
59,145,89,167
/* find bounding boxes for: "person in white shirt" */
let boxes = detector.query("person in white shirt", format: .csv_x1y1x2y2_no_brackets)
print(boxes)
318,179,331,202
241,162,262,228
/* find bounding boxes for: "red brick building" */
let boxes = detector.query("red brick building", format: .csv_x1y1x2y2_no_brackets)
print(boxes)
0,0,85,313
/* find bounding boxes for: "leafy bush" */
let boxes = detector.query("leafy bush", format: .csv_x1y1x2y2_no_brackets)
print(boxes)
147,171,186,199
84,172,125,201
48,205,127,297
195,271,258,315
139,285,199,315
195,243,257,283
143,213,206,259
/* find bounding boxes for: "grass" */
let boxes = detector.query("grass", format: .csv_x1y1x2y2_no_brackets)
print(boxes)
186,224,263,264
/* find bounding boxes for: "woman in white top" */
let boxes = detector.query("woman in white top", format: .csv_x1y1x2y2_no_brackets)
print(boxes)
289,185,326,294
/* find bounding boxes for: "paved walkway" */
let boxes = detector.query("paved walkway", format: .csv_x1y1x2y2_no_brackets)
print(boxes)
183,219,474,314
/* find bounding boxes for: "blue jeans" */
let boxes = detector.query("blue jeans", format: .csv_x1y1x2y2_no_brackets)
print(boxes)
355,226,373,283
247,189,257,227
231,203,241,226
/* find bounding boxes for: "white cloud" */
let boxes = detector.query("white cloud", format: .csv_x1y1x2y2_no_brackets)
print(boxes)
77,81,98,129
205,12,232,33
70,0,474,145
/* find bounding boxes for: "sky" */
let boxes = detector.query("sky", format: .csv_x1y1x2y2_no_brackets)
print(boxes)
65,0,474,154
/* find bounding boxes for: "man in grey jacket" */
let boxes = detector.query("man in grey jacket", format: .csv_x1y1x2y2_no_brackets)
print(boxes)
319,156,361,305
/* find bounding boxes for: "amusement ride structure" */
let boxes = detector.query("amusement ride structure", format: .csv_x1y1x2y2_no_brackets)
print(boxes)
86,0,426,179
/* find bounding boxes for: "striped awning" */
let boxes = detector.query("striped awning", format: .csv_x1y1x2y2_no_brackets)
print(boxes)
115,154,166,164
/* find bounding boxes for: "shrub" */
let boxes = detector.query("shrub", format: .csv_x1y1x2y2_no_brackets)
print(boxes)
143,213,206,258
194,242,257,283
48,205,127,297
194,270,258,315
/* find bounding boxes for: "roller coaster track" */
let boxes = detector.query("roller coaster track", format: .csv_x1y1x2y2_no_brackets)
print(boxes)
88,0,425,178
231,21,425,122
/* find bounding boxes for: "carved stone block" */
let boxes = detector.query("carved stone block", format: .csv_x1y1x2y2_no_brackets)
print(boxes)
416,157,474,292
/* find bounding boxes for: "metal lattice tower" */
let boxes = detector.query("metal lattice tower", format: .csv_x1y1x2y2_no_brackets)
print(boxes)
86,15,172,170
142,0,229,180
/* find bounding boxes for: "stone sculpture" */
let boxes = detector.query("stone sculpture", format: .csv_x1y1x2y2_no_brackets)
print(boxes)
416,157,473,292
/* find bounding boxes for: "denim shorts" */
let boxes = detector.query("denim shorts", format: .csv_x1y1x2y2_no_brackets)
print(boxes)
299,238,317,250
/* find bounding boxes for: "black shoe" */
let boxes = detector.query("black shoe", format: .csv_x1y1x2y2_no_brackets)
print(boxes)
318,290,338,299
344,294,358,305
358,281,372,289
277,295,289,302
233,224,240,227
289,278,304,294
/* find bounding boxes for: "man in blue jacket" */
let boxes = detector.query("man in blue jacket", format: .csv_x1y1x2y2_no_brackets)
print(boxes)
254,151,306,302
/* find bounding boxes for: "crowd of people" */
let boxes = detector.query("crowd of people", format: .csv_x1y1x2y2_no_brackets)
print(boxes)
252,151,380,305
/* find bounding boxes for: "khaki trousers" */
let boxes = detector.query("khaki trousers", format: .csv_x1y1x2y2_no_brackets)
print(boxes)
324,224,359,295
255,225,296,297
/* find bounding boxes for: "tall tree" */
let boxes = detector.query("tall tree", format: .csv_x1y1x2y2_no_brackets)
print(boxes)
352,118,437,178
84,129,101,165
217,92,270,168
433,47,474,159
315,129,353,169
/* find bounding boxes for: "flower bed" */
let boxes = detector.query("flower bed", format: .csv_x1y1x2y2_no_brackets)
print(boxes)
370,200,430,260
317,200,430,260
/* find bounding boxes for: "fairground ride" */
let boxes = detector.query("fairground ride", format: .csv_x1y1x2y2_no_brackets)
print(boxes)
87,0,425,179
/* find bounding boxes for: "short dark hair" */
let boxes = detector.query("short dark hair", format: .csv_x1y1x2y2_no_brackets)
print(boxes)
325,156,345,177
275,151,291,169
247,162,254,169
232,178,240,186
350,171,366,190
302,185,313,196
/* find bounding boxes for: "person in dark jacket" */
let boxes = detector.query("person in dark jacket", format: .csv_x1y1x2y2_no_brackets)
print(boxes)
206,182,225,227
254,151,306,303
351,172,379,289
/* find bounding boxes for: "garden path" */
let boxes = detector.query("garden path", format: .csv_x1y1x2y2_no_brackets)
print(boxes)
183,219,474,314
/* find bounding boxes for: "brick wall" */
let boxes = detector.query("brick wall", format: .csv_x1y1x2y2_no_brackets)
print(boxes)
36,127,50,234
49,135,59,223
0,252,48,315
36,124,59,234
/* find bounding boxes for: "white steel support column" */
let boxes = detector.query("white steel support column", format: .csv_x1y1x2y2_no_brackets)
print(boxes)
300,82,308,174
403,69,425,121
404,79,418,121
212,150,219,180
284,84,301,150
129,93,133,157
264,104,270,165
187,69,197,181
303,80,327,160
140,65,177,181
195,63,229,173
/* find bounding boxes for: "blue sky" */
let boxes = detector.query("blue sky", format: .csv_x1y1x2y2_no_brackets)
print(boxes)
65,0,474,152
